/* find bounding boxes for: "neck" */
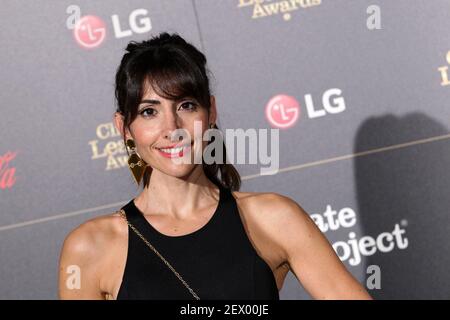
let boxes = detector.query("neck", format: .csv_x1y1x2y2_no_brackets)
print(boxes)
134,165,220,220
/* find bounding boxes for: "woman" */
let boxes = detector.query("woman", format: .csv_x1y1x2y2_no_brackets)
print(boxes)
58,32,372,300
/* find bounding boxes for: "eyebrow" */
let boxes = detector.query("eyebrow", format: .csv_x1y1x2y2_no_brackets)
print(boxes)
138,97,195,107
139,99,162,105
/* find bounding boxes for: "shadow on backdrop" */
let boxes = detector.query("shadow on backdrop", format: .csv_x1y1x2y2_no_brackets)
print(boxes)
355,113,450,299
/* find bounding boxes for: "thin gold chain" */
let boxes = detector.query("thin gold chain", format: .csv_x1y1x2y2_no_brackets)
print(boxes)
117,209,200,300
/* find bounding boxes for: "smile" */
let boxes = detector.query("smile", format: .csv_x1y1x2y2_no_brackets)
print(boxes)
156,143,191,158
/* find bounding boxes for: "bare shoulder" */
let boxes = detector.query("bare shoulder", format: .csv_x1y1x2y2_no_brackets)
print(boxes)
231,191,372,299
230,190,311,259
59,211,128,280
232,190,300,204
231,190,308,223
58,211,128,299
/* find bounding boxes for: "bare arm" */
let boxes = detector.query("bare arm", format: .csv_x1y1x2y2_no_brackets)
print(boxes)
264,194,372,300
58,222,105,299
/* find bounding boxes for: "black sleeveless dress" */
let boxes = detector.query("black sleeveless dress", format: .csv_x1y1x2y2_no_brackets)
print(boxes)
116,184,279,300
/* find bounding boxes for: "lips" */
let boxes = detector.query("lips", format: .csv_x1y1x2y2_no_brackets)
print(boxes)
156,142,192,159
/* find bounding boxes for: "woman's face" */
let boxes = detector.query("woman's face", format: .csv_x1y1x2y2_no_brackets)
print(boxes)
116,82,216,178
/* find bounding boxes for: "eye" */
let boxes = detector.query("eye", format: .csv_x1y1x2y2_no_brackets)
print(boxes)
178,101,197,111
139,107,157,118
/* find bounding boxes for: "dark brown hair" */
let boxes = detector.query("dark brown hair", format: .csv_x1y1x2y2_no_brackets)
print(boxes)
115,32,241,191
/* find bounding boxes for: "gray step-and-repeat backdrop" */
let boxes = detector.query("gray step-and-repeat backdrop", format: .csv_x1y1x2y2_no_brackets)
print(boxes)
1,0,449,299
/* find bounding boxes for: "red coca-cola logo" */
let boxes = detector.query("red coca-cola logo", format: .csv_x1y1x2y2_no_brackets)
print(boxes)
0,151,17,189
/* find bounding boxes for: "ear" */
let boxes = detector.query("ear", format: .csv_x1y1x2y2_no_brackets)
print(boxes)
209,95,217,125
114,112,131,140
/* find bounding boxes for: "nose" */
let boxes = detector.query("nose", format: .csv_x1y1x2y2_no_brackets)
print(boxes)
162,111,183,141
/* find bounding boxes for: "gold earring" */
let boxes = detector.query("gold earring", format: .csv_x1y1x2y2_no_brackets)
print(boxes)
126,139,147,185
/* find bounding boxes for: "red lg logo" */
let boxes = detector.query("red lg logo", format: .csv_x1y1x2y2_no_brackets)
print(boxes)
73,15,106,49
0,151,17,189
265,88,346,129
66,5,152,50
265,94,300,129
